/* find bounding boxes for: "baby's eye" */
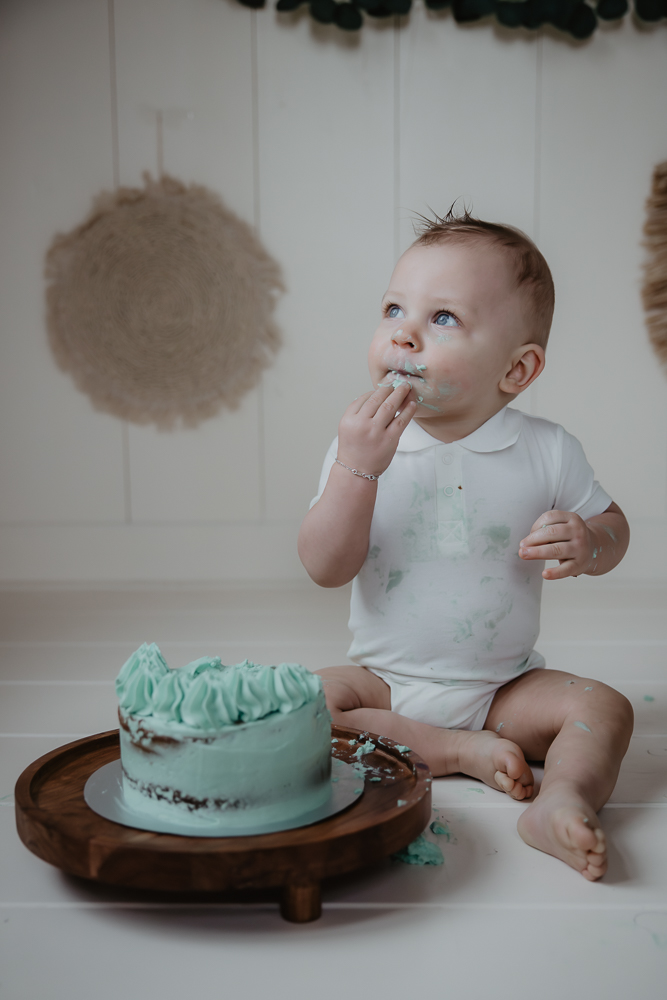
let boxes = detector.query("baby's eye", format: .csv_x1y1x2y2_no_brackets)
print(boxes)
434,311,458,327
387,305,404,319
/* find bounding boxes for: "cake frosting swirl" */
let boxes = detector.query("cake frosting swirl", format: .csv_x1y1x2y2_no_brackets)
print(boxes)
116,643,323,730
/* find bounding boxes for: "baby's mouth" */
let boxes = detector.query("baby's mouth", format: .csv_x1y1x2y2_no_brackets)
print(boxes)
382,368,426,386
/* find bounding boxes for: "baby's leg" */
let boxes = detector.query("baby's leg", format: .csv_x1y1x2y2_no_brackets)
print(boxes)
485,669,634,880
316,666,534,800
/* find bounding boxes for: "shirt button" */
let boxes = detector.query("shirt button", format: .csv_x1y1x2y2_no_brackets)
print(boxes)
442,453,454,465
444,486,454,496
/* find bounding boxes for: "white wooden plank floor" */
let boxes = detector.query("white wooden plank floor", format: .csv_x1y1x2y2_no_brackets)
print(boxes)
1,580,666,998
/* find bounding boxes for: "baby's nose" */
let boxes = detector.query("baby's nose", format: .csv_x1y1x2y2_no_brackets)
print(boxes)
392,326,418,348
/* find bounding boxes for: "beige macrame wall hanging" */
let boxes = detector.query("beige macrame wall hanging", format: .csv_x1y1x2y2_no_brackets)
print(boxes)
45,174,284,428
643,161,667,372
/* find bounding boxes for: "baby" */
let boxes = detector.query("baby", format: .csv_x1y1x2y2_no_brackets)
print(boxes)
298,210,632,881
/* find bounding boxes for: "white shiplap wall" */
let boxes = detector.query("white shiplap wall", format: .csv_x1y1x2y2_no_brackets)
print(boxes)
1,0,666,582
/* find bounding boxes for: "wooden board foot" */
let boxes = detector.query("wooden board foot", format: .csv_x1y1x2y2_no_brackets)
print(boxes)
280,883,322,923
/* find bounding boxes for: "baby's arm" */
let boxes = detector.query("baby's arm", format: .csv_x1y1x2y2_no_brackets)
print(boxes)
518,502,629,580
298,382,415,587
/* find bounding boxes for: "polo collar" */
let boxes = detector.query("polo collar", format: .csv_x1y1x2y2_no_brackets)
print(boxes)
396,405,523,454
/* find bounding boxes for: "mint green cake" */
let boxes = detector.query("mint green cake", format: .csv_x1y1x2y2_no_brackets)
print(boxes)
115,644,332,829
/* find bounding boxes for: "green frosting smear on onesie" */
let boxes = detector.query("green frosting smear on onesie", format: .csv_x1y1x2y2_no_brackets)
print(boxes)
392,834,444,866
481,524,512,557
386,570,406,593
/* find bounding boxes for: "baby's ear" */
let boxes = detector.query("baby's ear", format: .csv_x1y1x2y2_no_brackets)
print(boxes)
499,344,545,395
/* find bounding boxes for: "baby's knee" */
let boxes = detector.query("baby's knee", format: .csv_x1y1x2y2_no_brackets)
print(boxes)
574,678,634,731
607,686,634,732
313,664,390,716
313,667,360,714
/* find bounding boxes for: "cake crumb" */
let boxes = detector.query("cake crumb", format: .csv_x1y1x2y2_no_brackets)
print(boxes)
392,834,444,866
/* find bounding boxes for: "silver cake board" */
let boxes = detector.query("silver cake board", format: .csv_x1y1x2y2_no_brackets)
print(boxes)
84,757,363,838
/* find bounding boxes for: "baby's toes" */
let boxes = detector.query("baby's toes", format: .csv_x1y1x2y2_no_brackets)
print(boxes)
591,828,606,855
495,742,529,777
582,854,607,881
494,769,533,800
567,815,601,855
496,745,533,784
584,830,607,879
494,770,515,794
493,771,521,795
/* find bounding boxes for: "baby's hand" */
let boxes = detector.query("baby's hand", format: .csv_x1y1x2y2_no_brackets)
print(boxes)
336,383,416,478
519,510,597,580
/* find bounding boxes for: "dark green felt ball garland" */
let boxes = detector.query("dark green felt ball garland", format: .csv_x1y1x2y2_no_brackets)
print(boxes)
236,0,667,39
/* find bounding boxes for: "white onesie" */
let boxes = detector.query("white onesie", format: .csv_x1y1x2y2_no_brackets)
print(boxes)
312,406,612,731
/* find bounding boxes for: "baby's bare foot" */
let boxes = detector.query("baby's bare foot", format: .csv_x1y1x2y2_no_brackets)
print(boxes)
456,730,534,800
517,786,607,880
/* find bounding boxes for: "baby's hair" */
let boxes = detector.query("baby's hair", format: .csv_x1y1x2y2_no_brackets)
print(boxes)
411,205,555,348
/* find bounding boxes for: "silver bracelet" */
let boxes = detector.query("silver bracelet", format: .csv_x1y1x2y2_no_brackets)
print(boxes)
334,458,380,482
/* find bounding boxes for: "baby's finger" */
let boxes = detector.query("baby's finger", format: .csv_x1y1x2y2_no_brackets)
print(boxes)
520,526,570,549
519,541,574,562
373,383,412,428
389,399,417,435
521,516,574,549
527,511,570,537
543,560,578,581
345,390,376,416
357,382,401,417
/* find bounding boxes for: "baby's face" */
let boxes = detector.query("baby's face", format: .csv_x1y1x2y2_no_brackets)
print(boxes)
368,242,532,430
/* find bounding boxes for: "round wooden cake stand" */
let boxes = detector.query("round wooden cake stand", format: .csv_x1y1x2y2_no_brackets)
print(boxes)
14,725,431,923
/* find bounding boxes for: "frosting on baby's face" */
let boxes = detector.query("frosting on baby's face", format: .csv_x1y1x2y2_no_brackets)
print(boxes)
367,242,543,440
